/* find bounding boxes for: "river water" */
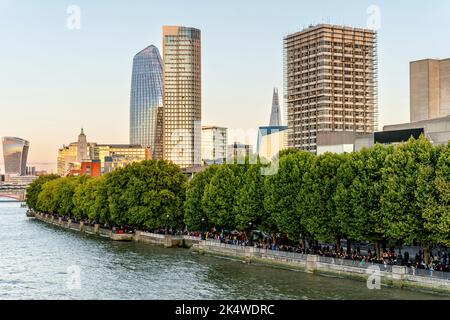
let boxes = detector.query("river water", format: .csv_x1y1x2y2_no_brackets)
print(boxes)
0,201,447,300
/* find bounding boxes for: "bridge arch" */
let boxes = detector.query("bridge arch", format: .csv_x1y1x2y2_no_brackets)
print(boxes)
0,193,25,201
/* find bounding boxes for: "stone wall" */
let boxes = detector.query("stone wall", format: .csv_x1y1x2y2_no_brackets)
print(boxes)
193,240,450,294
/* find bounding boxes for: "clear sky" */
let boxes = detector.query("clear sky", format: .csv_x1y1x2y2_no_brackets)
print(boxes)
1,0,450,170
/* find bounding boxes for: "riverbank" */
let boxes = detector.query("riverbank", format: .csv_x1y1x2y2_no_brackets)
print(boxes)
192,240,450,295
31,211,450,296
33,212,197,248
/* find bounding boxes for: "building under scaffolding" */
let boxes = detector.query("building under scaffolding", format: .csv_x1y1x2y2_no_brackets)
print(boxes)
283,24,378,154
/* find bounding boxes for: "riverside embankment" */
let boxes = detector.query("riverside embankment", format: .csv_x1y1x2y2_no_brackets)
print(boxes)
33,212,197,248
32,211,450,296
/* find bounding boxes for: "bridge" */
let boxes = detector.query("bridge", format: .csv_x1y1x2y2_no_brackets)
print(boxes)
0,184,27,202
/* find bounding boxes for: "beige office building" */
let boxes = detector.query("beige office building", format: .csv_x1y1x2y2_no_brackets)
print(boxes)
162,26,202,168
410,58,450,122
284,24,378,154
57,130,149,176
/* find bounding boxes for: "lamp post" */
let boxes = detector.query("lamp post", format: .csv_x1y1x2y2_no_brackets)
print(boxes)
248,222,253,246
165,214,169,235
201,218,205,240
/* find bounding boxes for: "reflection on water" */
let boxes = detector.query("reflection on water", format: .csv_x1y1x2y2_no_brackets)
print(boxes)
0,202,447,300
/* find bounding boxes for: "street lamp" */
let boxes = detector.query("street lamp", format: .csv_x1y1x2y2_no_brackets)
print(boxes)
249,222,253,246
165,214,169,235
201,218,205,238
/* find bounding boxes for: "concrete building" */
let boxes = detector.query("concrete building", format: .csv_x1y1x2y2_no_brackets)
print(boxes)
354,115,450,151
410,58,450,122
162,26,202,168
284,24,378,154
2,137,30,176
201,126,227,165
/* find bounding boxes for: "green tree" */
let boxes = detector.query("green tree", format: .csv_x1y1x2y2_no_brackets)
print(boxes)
235,164,267,236
300,152,345,250
25,174,59,210
335,144,394,257
36,178,62,214
184,165,219,231
264,150,313,244
380,136,437,263
202,165,239,230
105,160,187,229
417,143,450,248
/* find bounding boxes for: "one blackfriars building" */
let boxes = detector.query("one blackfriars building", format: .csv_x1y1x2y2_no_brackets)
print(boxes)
130,45,164,159
2,137,29,176
162,26,201,168
284,24,377,154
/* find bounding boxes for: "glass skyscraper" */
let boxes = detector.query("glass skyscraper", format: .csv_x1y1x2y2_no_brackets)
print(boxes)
163,26,201,168
2,137,29,176
130,45,164,159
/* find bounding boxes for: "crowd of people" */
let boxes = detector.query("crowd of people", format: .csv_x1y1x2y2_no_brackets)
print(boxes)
42,213,450,273
198,230,450,272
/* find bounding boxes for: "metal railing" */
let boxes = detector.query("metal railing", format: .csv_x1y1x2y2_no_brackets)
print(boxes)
407,267,450,280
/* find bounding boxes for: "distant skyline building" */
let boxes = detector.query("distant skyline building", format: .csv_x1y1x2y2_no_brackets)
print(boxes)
284,24,378,154
201,126,227,165
162,26,202,168
410,58,450,122
227,142,253,163
257,89,289,161
257,126,289,161
2,137,29,176
129,45,164,159
269,88,282,126
57,129,150,176
77,128,88,162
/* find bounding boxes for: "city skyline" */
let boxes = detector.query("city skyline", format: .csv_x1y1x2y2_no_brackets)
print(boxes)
1,0,450,167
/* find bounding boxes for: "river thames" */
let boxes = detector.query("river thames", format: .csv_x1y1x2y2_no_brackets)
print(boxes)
0,201,448,300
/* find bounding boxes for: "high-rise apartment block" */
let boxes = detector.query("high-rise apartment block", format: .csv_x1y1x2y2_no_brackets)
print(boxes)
129,45,164,159
410,58,450,122
284,24,377,154
201,126,227,165
162,26,201,168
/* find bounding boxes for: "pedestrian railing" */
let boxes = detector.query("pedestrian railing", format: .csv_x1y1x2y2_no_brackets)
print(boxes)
407,267,450,280
183,235,201,241
199,241,449,282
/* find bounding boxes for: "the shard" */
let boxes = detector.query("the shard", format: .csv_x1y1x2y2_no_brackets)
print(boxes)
129,45,163,159
269,87,281,126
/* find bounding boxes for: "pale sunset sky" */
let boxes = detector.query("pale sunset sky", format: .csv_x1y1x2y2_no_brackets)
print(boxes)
1,0,450,172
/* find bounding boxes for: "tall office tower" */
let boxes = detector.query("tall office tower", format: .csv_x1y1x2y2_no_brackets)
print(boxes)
2,137,29,175
269,88,282,126
77,128,89,162
284,24,377,154
201,126,227,165
129,45,164,159
410,58,450,122
162,26,201,168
